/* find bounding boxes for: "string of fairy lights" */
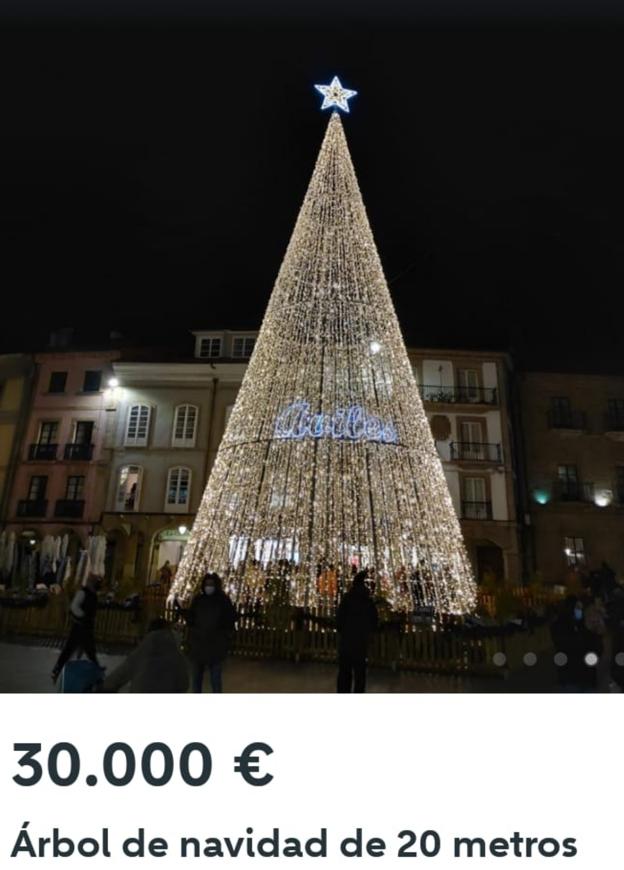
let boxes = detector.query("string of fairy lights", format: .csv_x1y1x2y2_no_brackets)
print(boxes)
170,79,477,616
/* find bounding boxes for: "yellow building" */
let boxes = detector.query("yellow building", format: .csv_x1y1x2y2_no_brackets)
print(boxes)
0,355,34,523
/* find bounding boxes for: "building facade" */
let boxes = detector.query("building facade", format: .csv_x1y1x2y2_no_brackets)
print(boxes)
8,332,623,593
97,334,522,590
99,329,257,590
410,348,522,584
4,349,119,584
0,355,35,525
521,371,624,585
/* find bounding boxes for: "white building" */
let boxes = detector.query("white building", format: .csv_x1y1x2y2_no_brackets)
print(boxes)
410,348,521,583
99,334,521,589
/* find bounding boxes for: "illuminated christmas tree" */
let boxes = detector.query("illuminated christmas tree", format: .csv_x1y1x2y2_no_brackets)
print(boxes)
171,78,476,615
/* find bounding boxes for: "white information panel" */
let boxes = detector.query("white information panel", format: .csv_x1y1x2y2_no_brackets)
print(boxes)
0,695,618,868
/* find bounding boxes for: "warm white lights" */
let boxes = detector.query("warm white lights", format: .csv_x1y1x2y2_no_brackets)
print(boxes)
108,377,120,389
315,76,357,113
171,112,476,617
178,525,188,536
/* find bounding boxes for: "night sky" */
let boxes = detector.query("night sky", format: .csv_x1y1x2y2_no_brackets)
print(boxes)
2,2,624,371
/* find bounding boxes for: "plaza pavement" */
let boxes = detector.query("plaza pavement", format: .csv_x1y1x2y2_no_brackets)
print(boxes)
0,640,565,693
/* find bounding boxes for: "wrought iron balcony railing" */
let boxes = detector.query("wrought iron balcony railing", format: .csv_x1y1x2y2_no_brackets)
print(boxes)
17,499,48,518
28,443,58,461
450,442,503,463
547,410,586,430
54,499,85,518
419,385,498,405
64,442,94,461
555,481,594,503
461,500,493,520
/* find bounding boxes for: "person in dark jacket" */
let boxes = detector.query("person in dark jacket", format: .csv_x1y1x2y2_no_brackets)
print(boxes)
52,573,101,683
336,571,378,693
550,595,602,692
102,618,189,693
186,572,236,693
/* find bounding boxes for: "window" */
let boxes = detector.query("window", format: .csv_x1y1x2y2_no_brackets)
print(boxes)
165,467,191,512
457,369,479,402
116,465,143,512
550,396,571,426
607,399,624,429
66,475,85,501
564,536,585,567
232,336,255,358
28,476,47,501
172,405,198,447
558,465,579,500
458,421,485,460
82,370,102,392
125,404,151,447
198,337,222,359
38,421,59,445
617,467,624,504
462,478,489,519
48,371,67,393
73,421,94,444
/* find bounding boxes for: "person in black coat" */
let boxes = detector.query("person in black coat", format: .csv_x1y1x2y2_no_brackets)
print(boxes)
52,573,101,683
336,571,378,693
550,595,602,692
186,572,236,693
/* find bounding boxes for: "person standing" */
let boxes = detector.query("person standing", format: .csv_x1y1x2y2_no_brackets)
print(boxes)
158,560,173,589
52,573,101,683
336,571,378,693
550,595,602,692
186,573,236,693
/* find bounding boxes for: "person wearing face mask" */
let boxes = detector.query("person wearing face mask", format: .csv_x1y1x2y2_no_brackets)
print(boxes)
186,572,237,693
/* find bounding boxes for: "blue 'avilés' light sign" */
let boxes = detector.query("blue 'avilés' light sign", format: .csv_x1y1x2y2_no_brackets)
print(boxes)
274,400,398,445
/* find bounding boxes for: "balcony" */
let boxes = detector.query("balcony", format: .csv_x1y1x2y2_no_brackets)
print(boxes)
461,500,493,520
547,410,586,431
54,499,85,518
28,443,58,461
64,443,94,461
450,442,503,463
419,385,498,405
605,411,624,441
554,481,594,503
17,499,47,518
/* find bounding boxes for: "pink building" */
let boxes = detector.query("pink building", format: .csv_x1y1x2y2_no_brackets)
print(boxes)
5,348,120,584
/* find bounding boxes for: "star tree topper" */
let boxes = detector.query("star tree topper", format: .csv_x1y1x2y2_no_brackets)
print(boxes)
314,76,357,113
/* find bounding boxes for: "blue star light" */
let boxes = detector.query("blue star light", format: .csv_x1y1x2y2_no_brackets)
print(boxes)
314,76,358,113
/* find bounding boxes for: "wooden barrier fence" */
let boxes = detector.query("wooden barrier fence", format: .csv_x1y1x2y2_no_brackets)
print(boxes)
0,590,546,677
